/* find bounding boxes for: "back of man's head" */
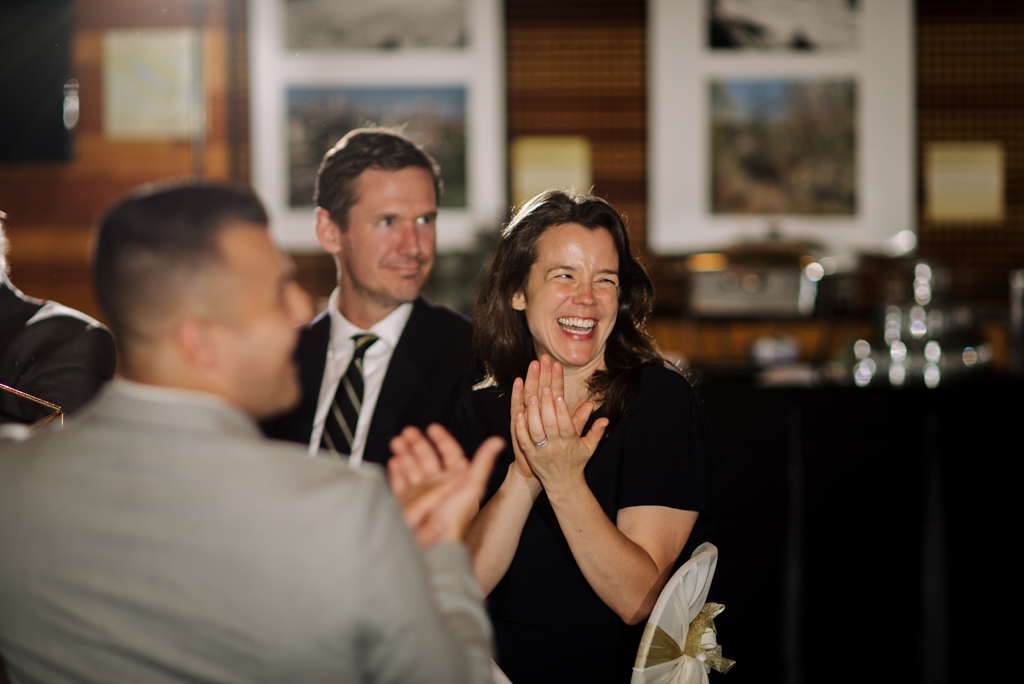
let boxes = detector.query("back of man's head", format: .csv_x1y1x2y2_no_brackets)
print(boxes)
314,127,442,230
93,181,268,344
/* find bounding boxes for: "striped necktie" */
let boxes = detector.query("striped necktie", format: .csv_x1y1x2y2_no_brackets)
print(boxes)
322,333,378,456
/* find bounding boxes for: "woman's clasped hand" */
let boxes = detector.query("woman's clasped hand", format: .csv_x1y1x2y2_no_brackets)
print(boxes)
508,355,608,500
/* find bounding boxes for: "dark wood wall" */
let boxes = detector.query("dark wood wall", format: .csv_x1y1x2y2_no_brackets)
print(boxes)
2,1,1022,323
0,0,247,320
508,0,1024,314
508,0,648,248
917,0,1024,310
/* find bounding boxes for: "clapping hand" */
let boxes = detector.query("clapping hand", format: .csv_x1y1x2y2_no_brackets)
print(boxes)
388,424,503,547
511,355,609,496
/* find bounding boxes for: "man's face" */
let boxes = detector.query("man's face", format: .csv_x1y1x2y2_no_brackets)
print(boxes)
330,166,437,314
208,224,313,418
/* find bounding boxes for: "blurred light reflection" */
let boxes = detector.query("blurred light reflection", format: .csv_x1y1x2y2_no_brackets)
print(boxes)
804,262,824,282
914,283,932,305
884,307,902,345
963,347,978,366
884,230,917,256
686,253,727,272
854,360,875,387
889,362,906,386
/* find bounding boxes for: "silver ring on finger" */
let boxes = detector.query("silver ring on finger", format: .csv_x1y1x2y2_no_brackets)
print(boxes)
533,438,548,447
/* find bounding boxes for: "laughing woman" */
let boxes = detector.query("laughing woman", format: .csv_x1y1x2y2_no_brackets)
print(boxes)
450,190,723,684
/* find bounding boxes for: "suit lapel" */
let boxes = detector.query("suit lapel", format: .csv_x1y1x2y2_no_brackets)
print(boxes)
260,310,350,444
0,284,44,354
298,313,331,403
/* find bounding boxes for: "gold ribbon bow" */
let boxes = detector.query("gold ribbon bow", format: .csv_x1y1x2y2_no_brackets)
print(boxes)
636,602,737,674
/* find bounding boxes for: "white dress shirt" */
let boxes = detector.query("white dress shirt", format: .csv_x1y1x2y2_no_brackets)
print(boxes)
308,288,413,468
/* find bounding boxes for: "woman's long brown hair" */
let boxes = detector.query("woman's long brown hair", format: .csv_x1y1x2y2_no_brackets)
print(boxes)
472,189,665,427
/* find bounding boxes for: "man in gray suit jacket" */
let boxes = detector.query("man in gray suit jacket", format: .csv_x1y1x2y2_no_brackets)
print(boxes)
0,182,501,684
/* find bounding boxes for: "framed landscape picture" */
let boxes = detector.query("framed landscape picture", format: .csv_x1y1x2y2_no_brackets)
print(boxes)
250,0,504,251
709,77,857,216
708,0,860,52
649,0,912,255
284,0,467,50
286,86,467,209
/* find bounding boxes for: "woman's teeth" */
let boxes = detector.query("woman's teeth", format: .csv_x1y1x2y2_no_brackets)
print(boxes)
557,317,595,334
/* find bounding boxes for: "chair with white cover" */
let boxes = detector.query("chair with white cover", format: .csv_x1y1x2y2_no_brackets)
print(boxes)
491,659,512,684
631,542,735,684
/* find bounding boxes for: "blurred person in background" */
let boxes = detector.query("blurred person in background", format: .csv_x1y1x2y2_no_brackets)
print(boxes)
0,209,116,426
0,181,500,684
450,190,724,684
261,127,476,469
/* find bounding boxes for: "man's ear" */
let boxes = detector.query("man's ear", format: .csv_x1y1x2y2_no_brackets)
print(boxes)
511,290,527,311
174,315,219,371
314,207,343,255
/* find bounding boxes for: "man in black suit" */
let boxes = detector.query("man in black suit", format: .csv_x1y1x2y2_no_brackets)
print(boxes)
261,129,474,468
0,211,117,426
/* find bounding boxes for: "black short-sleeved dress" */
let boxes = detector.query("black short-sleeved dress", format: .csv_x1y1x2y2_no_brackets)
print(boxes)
451,364,722,684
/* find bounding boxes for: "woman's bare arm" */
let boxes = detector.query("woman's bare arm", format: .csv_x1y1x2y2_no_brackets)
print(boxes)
464,461,540,593
463,373,544,592
548,484,697,624
515,357,697,624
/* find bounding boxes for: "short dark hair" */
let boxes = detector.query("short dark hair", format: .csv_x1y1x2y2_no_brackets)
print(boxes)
314,127,442,230
92,180,268,340
473,189,664,427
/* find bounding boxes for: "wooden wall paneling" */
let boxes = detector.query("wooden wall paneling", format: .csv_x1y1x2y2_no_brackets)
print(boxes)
507,1,647,247
917,5,1024,311
505,0,698,337
0,0,244,321
2,226,94,316
3,0,1020,326
225,0,249,183
291,254,337,315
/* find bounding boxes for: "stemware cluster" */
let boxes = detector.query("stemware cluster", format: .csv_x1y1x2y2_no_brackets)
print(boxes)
852,262,991,388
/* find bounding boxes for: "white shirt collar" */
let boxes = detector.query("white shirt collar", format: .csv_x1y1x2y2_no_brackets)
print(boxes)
326,288,414,353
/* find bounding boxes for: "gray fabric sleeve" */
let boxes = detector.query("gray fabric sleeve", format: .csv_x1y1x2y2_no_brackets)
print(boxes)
422,542,495,684
352,470,493,684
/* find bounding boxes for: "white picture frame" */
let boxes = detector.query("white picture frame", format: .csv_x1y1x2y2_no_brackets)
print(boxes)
648,0,914,256
249,0,506,252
